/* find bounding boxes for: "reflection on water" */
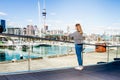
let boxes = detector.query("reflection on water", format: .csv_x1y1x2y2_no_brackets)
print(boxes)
0,45,72,62
0,51,5,61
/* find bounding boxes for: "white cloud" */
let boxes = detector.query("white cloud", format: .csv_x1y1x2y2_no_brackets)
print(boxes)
12,16,17,19
47,19,63,24
27,19,33,22
46,20,67,31
26,19,34,25
112,23,120,26
88,24,120,35
7,21,16,27
0,12,7,16
50,12,56,16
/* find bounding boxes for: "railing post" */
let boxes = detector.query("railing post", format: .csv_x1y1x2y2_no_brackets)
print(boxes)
116,46,119,58
107,46,110,62
28,43,31,71
67,43,69,55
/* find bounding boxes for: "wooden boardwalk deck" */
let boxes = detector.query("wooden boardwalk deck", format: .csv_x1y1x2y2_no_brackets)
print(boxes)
0,61,120,80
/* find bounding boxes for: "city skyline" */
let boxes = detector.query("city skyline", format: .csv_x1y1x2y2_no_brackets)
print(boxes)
0,0,120,34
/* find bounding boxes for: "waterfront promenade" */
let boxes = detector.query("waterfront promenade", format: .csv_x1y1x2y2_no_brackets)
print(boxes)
0,51,115,73
0,60,120,80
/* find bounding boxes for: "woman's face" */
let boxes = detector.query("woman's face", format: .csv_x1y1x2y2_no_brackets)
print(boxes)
75,26,79,31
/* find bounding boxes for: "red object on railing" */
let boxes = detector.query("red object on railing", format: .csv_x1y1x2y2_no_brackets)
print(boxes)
95,43,106,52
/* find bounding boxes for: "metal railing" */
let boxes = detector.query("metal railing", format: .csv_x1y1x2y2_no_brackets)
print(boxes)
0,33,120,73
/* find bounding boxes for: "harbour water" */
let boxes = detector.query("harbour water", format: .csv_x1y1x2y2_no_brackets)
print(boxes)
0,45,73,62
0,44,96,62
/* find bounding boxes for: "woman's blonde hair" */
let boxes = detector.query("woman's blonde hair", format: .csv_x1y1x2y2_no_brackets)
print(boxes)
75,23,83,34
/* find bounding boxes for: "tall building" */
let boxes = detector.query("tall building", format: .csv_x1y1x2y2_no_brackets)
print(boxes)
26,25,38,36
34,25,40,36
67,26,70,33
0,19,6,33
42,0,47,34
45,25,48,31
7,27,21,35
23,28,27,35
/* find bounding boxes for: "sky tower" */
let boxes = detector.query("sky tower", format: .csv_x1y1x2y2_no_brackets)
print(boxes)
42,0,47,34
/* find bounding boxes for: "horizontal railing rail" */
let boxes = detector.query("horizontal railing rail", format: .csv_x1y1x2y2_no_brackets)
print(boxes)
0,33,120,73
1,33,120,46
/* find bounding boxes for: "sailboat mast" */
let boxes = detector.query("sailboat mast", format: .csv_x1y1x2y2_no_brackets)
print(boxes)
38,0,41,37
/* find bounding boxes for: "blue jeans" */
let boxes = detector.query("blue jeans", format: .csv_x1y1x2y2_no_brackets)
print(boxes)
75,44,83,66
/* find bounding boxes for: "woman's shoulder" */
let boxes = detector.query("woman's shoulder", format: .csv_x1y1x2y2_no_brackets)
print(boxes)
73,31,78,34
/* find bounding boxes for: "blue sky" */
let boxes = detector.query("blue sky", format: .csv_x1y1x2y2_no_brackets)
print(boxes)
0,0,120,34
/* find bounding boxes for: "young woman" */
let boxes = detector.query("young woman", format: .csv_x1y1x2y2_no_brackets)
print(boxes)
69,23,84,70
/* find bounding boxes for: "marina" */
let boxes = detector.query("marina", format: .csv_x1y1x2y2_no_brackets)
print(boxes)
0,44,73,62
0,38,119,73
0,0,120,80
0,33,119,74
